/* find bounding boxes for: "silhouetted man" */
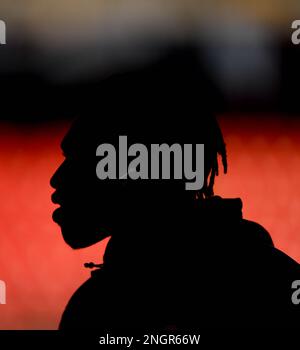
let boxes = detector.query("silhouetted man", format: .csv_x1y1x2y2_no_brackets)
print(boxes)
51,46,300,330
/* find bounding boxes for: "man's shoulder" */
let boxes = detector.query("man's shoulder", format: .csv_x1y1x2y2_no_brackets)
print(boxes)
240,219,274,247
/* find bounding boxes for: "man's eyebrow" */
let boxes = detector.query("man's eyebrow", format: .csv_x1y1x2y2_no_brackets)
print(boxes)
60,136,69,155
60,145,67,157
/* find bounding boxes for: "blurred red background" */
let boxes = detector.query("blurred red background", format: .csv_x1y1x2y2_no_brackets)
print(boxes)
0,115,300,329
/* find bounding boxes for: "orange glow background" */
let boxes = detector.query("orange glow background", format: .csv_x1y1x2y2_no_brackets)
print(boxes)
0,115,300,329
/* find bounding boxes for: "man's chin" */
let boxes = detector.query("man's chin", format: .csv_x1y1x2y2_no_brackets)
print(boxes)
52,207,111,248
60,225,102,249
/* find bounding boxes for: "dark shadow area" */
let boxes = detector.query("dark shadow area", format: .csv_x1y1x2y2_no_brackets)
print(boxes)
50,45,300,330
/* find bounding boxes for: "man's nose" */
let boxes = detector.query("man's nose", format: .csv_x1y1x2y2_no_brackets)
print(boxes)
50,161,65,189
50,169,59,189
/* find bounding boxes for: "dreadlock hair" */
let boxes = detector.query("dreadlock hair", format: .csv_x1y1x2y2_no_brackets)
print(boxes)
204,119,227,198
75,43,228,200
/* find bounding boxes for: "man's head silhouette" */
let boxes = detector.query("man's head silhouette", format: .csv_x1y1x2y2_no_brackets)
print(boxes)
50,46,227,249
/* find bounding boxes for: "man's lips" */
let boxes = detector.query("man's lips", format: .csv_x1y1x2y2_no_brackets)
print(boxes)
52,206,64,224
51,191,61,205
51,191,64,224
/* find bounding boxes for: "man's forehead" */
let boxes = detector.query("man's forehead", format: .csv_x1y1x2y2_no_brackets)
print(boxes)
60,113,218,156
60,121,100,156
